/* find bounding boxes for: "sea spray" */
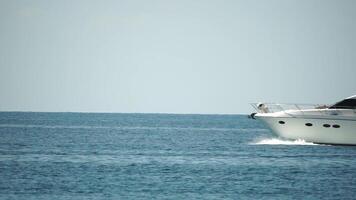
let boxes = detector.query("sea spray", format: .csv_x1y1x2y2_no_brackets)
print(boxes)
252,138,319,145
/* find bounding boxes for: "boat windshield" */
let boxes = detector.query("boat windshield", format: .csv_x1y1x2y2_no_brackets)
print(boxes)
329,99,356,109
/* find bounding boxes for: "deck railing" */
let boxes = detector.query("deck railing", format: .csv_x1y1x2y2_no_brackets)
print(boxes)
251,103,321,113
251,103,356,116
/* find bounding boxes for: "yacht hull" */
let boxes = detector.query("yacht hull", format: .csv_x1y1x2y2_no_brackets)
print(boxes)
256,115,356,145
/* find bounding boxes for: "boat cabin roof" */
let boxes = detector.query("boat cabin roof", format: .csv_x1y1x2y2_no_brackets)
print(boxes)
346,95,356,99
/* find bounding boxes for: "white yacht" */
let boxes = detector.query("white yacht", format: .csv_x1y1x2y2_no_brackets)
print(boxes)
250,95,356,145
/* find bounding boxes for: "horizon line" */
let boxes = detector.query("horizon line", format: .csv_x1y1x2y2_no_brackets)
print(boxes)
0,110,249,116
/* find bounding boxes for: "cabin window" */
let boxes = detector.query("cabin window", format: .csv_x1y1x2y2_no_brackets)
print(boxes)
278,121,285,124
305,123,313,127
332,124,340,128
323,124,331,128
329,99,356,109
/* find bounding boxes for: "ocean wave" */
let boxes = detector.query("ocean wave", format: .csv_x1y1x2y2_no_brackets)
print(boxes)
0,124,266,132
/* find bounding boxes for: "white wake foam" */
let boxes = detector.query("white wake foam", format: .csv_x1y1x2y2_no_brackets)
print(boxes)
252,138,318,145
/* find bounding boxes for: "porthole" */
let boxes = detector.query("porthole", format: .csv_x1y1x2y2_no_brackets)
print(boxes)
323,124,331,128
305,123,313,127
332,124,340,128
278,121,285,124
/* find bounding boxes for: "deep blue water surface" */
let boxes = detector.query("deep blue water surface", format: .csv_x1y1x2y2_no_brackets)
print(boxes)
0,112,356,199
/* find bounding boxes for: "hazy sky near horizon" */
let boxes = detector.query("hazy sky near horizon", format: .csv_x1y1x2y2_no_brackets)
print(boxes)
0,0,356,114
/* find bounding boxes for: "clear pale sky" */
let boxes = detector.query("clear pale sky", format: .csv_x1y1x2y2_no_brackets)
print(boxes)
0,0,355,114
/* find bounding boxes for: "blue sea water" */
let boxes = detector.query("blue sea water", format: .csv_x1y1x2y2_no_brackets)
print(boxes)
0,112,356,199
